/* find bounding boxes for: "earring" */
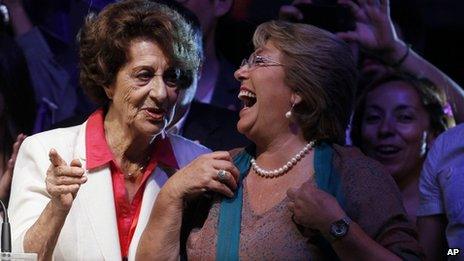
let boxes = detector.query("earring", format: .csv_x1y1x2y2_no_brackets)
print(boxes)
285,103,295,119
285,110,292,119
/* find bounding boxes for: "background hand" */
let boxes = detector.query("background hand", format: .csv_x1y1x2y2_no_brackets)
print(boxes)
0,133,26,201
46,149,86,212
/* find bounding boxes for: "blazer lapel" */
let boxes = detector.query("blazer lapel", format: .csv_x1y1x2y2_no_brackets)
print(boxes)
74,121,121,260
79,166,121,260
127,167,169,260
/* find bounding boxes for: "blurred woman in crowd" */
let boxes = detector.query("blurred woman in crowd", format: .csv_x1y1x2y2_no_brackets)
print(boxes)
137,21,422,260
351,72,454,223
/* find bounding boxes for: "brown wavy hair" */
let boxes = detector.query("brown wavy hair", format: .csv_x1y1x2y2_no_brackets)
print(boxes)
78,0,202,105
253,21,358,144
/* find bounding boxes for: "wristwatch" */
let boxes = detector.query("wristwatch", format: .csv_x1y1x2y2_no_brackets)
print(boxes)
328,216,351,242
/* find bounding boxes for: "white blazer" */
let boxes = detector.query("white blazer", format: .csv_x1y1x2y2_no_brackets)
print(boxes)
8,121,211,260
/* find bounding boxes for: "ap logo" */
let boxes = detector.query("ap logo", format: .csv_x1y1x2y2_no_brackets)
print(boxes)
447,248,460,256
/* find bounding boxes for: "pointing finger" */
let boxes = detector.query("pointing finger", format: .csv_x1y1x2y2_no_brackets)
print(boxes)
49,149,67,167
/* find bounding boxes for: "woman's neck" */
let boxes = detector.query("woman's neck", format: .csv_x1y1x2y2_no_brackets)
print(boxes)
395,164,422,192
104,109,152,164
400,174,419,199
254,132,309,169
400,177,420,224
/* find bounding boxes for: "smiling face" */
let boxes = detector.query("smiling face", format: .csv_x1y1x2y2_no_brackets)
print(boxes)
105,39,180,139
360,80,434,182
235,41,295,142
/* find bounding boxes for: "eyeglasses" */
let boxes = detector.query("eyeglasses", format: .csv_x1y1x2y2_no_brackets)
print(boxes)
240,53,284,69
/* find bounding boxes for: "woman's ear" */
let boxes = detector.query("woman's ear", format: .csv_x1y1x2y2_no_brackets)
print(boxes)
103,85,114,100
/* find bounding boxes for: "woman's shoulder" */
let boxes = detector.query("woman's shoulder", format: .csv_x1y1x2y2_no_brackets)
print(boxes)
439,122,464,139
32,124,83,141
22,124,84,152
330,144,402,210
167,133,211,153
331,144,389,179
432,123,464,154
167,133,212,167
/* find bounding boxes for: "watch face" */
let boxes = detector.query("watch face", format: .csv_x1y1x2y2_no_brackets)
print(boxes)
330,219,349,238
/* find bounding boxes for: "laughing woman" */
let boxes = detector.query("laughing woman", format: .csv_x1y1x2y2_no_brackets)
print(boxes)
137,21,423,260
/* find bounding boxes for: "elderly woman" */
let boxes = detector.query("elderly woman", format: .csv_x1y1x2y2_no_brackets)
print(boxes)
6,1,240,260
350,73,454,223
137,21,422,259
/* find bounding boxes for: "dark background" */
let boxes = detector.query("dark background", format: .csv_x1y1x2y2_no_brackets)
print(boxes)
16,0,464,89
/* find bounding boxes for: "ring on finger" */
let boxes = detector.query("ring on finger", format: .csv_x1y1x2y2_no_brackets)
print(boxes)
217,169,229,182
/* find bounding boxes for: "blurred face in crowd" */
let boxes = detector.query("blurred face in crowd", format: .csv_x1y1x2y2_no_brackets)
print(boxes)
360,81,434,184
105,39,180,138
235,41,296,141
177,0,232,37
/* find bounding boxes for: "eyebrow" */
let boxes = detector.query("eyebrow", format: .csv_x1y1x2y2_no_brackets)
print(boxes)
132,65,153,70
130,66,153,74
394,105,418,112
365,104,418,112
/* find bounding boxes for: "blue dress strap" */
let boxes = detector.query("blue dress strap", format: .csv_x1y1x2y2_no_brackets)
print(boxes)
314,142,346,208
216,146,253,261
313,142,346,259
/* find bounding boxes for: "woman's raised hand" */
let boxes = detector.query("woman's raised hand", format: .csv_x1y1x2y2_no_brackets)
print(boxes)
46,149,87,212
162,151,240,202
337,0,402,58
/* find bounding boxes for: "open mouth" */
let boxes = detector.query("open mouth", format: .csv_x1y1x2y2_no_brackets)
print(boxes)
143,107,166,121
238,89,257,108
374,145,401,156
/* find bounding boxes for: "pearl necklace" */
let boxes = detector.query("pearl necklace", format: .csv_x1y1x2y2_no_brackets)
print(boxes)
250,140,316,178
